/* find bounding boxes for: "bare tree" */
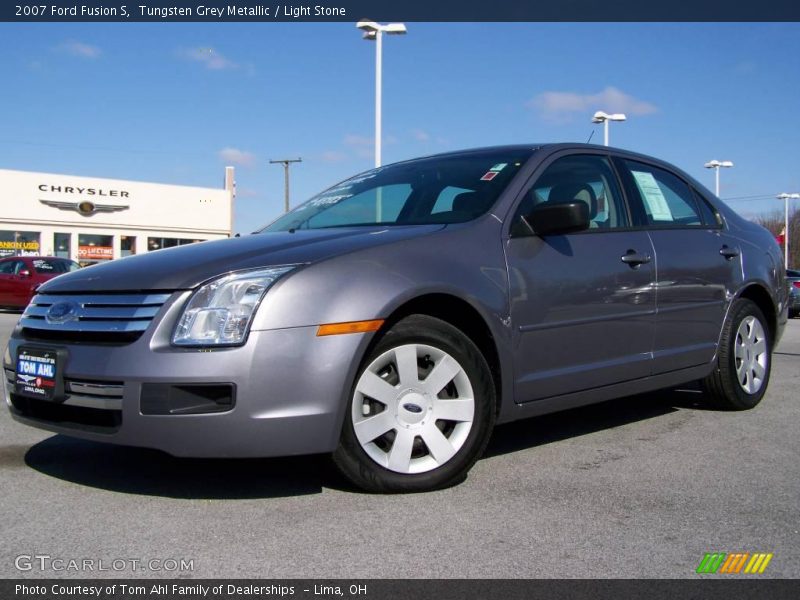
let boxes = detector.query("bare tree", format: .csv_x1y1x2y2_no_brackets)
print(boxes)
752,207,800,270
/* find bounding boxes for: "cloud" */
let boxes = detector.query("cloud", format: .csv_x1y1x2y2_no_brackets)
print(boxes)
218,147,256,167
56,40,101,59
236,187,260,198
180,47,238,70
344,134,375,159
321,150,348,163
412,129,431,142
528,86,658,123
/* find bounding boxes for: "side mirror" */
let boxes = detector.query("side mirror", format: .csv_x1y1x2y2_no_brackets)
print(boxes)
18,269,31,278
522,201,590,236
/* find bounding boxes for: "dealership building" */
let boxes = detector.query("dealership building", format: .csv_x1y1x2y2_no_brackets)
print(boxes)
0,167,235,265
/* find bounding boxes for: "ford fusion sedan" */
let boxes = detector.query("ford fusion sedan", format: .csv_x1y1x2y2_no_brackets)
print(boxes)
3,144,787,492
0,256,80,310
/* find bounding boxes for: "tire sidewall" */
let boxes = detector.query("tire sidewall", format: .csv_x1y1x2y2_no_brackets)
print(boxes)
719,299,771,410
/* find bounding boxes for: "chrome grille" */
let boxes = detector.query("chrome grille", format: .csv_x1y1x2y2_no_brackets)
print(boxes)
20,292,171,343
5,368,123,411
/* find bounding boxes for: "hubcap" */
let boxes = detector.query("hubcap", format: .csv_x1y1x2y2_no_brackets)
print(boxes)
352,344,475,474
734,315,768,395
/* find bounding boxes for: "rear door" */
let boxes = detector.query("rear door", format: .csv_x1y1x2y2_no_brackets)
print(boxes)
505,152,656,402
616,158,741,373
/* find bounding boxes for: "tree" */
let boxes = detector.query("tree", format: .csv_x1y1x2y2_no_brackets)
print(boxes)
753,207,800,270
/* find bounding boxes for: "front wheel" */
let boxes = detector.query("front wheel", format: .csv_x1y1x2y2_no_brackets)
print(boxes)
333,315,496,493
702,298,771,410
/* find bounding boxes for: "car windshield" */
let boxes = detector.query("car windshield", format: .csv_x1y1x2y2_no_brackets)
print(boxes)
32,258,80,274
260,149,533,232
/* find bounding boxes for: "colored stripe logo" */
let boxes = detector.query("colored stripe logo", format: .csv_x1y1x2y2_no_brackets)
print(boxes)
696,552,773,574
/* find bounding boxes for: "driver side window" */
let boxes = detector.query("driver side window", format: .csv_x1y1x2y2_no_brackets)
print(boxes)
515,154,629,231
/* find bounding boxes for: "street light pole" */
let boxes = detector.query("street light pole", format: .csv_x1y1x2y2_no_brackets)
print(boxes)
703,160,733,197
591,111,626,146
356,20,407,168
777,193,800,270
269,158,302,213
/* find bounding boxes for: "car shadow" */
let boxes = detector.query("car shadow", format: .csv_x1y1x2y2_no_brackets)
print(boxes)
23,386,714,498
24,437,340,499
484,386,710,458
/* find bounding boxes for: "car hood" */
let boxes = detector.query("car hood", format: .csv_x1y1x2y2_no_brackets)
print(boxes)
40,225,445,292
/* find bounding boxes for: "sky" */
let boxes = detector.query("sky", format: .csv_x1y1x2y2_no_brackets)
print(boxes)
1,22,799,234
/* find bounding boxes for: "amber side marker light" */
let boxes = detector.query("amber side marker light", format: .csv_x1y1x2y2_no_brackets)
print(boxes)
317,319,384,336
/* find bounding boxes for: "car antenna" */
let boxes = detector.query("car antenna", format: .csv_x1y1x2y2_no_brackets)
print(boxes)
586,130,595,144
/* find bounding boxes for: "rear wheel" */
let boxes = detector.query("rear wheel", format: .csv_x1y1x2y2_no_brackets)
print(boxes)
702,299,771,410
333,315,495,493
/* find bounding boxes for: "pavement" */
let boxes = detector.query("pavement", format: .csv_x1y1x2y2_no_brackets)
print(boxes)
0,309,798,579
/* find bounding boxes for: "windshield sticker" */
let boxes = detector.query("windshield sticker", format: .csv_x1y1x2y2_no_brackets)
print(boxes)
480,171,499,181
309,193,353,207
489,163,507,172
32,260,53,270
631,171,673,221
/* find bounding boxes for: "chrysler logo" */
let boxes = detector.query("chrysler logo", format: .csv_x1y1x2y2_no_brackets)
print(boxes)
45,301,80,324
39,199,129,216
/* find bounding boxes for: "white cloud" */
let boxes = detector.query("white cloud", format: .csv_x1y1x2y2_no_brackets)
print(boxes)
528,86,658,123
57,40,101,59
321,150,348,163
412,129,431,142
180,47,238,70
218,147,256,167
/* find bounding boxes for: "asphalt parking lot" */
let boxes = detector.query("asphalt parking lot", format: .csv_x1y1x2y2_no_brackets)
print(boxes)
0,310,798,579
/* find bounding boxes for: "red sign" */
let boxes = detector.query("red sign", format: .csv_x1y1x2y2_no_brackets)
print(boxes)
78,245,113,260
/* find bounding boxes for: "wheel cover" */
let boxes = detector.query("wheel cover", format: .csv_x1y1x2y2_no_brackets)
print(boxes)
734,315,768,395
351,343,475,474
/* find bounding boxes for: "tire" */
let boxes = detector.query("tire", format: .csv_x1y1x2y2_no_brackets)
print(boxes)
702,299,771,410
332,315,496,493
789,309,798,319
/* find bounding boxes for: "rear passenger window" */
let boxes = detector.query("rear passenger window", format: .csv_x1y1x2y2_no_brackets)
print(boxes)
623,160,704,227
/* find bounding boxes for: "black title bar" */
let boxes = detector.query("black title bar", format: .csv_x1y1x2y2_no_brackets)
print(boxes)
3,0,800,22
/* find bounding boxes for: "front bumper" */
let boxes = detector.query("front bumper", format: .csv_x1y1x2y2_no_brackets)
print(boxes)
4,322,368,458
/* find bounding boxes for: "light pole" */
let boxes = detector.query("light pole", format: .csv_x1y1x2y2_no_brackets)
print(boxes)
591,111,626,146
703,160,734,197
356,19,407,168
269,158,302,213
777,193,800,269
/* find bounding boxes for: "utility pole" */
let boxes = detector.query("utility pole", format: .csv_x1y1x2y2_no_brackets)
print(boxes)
269,157,302,213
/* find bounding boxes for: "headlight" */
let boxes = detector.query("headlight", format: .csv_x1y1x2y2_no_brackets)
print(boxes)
172,266,295,347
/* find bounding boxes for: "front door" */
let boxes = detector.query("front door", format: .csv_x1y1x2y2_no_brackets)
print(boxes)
505,153,656,403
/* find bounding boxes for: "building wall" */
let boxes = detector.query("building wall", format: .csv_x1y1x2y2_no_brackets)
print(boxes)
0,168,234,264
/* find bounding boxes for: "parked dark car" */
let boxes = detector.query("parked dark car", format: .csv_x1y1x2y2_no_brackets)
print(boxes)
0,256,80,309
4,144,787,492
787,269,800,318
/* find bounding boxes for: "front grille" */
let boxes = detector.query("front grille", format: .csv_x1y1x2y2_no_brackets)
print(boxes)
10,394,122,432
5,368,123,432
20,292,171,344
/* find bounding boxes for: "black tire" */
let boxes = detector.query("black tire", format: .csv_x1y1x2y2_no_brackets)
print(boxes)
789,309,798,319
332,315,496,493
702,298,771,410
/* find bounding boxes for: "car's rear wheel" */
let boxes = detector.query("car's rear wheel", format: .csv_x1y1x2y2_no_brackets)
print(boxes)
702,298,771,410
332,315,495,493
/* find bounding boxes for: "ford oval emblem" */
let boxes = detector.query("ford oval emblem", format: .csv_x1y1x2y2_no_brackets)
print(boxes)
402,403,423,414
45,301,80,324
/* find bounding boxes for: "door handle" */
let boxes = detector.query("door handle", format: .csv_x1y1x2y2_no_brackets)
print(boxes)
620,250,652,268
719,245,740,260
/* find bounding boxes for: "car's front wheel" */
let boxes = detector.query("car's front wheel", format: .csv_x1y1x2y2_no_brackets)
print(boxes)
333,315,495,493
702,298,771,410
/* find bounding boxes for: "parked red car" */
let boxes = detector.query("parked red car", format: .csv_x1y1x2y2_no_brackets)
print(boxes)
0,256,80,309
